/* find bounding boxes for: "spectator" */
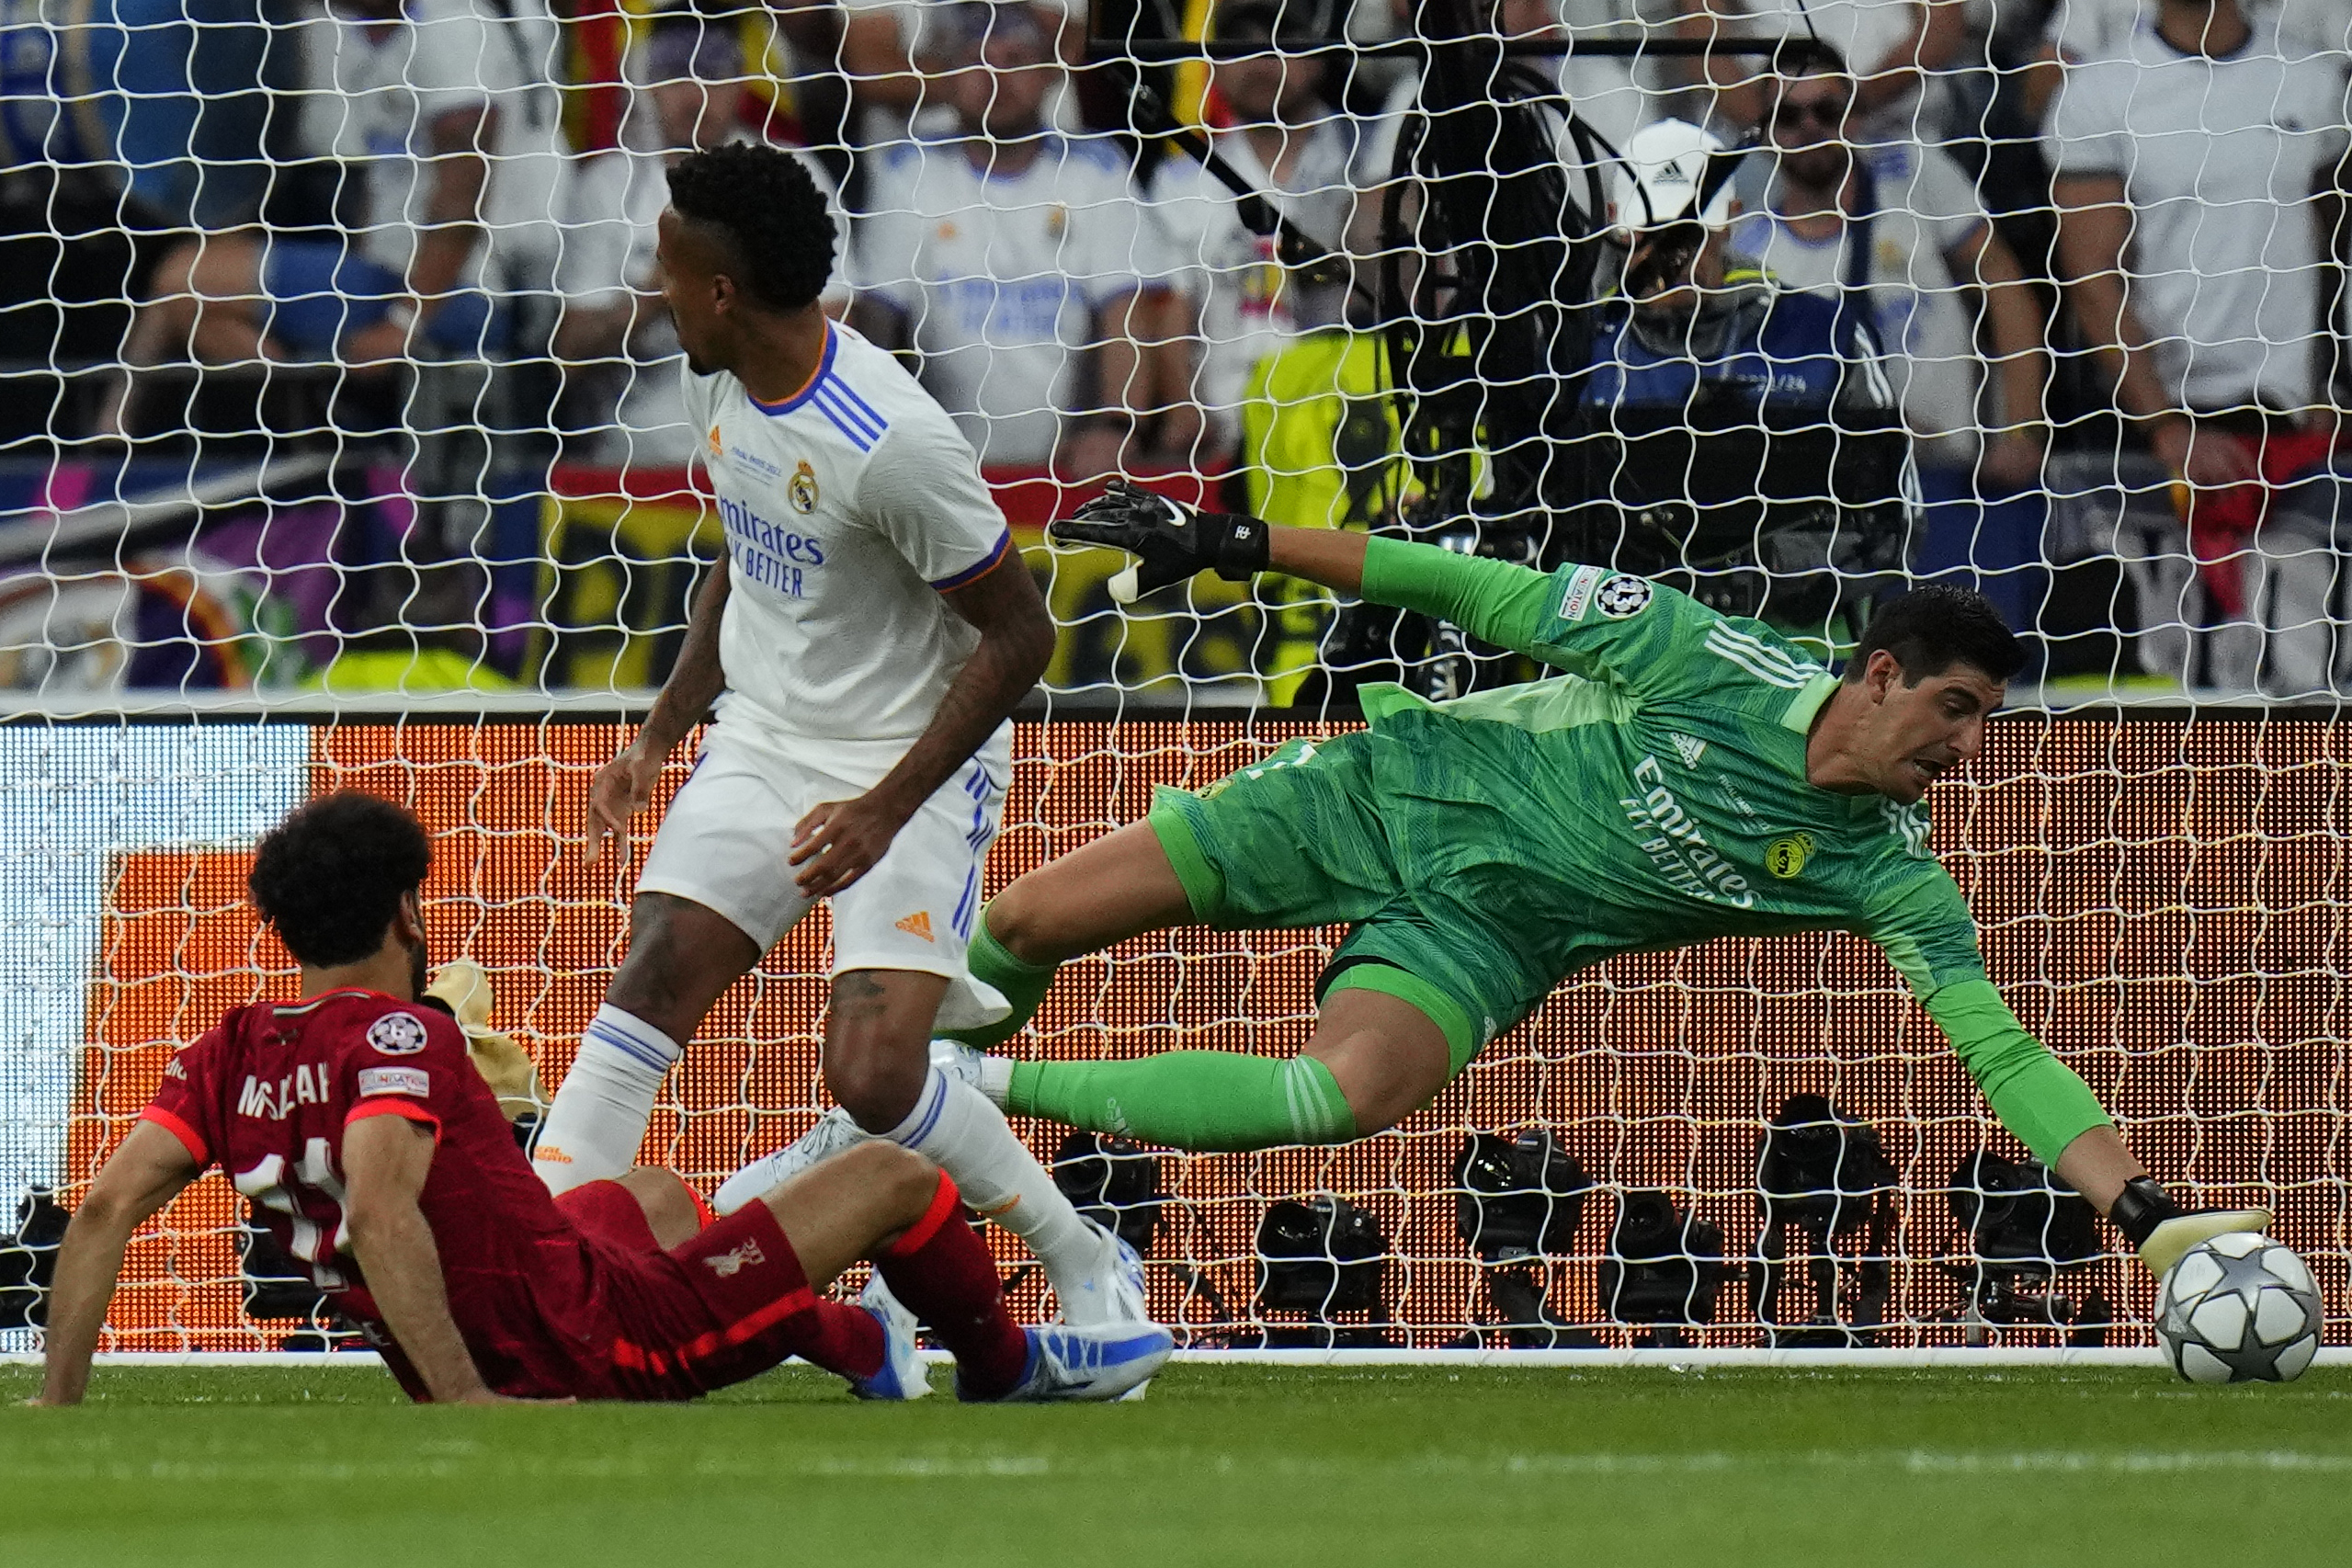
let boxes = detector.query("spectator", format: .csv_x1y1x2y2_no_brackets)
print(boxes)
1579,118,1915,643
100,0,567,435
551,10,847,467
2047,0,2352,693
1142,0,1381,468
1730,39,2048,488
1677,0,1968,134
846,2,1176,472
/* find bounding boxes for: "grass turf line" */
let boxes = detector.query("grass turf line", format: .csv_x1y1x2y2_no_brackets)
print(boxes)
4,1364,2348,1566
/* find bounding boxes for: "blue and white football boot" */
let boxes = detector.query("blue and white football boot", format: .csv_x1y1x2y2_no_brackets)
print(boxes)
847,1270,931,1402
962,1321,1175,1403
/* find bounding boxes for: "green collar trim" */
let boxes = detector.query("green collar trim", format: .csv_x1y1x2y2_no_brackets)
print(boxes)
1779,671,1840,747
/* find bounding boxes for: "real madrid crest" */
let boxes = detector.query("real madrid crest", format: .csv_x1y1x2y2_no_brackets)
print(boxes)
1764,832,1813,880
789,460,820,515
706,425,723,460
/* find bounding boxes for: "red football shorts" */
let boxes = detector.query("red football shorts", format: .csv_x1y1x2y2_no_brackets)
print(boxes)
557,1183,818,1400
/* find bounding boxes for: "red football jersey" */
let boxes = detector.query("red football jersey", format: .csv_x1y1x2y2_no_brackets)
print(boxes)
143,988,617,1398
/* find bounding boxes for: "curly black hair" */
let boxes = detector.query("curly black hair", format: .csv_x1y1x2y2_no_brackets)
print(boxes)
665,143,836,312
1851,584,2027,685
247,790,434,968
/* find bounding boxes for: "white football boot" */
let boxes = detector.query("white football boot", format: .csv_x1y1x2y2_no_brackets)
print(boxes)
929,1039,1012,1107
710,1108,869,1215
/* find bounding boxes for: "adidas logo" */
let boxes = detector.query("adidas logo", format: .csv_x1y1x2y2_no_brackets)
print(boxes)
1671,733,1708,768
895,911,935,941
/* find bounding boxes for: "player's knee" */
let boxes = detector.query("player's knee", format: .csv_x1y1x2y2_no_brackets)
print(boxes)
822,1041,927,1132
835,1141,937,1227
977,882,1053,964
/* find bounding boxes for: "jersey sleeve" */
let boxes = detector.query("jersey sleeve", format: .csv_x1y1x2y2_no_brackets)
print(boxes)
1913,144,1992,256
142,1027,229,1169
1856,855,2113,1164
338,1006,476,1144
2044,62,2130,181
1356,537,1836,709
1066,148,1162,312
1853,855,1992,1001
856,403,1015,589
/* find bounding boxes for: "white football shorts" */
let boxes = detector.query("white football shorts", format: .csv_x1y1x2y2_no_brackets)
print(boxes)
635,718,1013,1030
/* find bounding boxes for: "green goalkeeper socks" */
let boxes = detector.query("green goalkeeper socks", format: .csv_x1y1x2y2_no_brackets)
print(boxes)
1005,1051,1358,1152
942,914,1059,1051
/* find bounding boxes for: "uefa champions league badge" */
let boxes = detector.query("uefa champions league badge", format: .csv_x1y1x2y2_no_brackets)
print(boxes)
1596,575,1653,618
367,1011,430,1055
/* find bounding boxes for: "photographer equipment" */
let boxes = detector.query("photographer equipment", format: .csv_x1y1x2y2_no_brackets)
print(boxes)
1256,1195,1395,1347
1944,1149,2109,1344
1747,1093,1898,1346
1051,1130,1169,1256
1454,1129,1597,1347
1601,1189,1725,1347
1455,1128,1591,1261
0,1186,69,1330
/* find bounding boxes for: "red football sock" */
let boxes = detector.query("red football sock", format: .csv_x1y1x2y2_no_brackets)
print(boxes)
876,1173,1029,1400
790,1299,886,1383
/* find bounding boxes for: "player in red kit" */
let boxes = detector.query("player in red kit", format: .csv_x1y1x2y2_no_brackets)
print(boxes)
31,791,1171,1406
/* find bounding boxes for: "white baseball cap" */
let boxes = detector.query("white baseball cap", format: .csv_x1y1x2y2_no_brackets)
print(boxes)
1608,119,1736,236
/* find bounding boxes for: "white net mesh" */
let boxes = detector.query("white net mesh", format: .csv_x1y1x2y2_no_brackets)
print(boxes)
2,0,2349,1353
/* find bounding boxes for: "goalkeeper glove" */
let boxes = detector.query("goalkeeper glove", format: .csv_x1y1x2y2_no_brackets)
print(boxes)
2110,1176,2272,1278
1048,478,1271,603
426,960,549,1123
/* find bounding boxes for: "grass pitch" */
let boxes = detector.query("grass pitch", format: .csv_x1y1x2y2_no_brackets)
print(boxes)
3,1363,2346,1566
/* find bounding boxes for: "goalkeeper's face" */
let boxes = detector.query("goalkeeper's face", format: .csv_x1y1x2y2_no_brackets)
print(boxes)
1858,650,2005,804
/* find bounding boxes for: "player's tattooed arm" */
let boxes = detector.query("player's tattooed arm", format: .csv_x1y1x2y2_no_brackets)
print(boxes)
790,546,1053,898
587,549,733,867
343,1116,536,1404
31,1120,197,1405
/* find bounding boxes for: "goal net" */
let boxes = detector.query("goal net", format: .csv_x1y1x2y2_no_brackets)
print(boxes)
2,0,2347,1357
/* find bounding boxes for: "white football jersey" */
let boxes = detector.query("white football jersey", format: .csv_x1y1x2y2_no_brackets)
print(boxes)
679,322,1015,779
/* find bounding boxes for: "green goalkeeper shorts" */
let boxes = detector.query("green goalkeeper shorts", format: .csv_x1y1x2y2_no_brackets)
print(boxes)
1144,732,1557,1074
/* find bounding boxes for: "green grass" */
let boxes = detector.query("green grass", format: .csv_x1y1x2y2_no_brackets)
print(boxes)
4,1363,2347,1566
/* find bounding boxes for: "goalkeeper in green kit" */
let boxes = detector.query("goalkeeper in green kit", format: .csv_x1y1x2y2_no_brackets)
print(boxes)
931,482,2264,1278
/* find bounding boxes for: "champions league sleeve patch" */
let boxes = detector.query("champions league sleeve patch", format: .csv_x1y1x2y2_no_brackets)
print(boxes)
1596,574,1653,619
367,1011,430,1055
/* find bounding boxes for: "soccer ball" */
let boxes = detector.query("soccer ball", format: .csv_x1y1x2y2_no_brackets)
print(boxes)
2153,1233,2323,1384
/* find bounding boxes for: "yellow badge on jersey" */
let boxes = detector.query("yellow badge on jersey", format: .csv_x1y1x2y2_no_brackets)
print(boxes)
707,426,723,460
1764,833,1813,880
789,460,820,515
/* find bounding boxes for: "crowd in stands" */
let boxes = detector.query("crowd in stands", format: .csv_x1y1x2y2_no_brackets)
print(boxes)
3,0,2349,694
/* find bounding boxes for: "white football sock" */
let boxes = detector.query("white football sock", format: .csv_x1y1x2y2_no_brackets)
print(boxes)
865,1066,1098,1293
531,1006,681,1195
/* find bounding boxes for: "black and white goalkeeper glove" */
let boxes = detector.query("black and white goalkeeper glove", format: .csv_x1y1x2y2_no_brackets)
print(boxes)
1048,478,1271,603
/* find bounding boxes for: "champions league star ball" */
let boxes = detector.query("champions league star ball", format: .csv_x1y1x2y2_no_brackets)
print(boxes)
2154,1233,2323,1384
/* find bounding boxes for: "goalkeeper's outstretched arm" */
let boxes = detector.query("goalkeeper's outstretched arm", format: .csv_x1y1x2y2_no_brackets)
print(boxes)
1051,483,1556,656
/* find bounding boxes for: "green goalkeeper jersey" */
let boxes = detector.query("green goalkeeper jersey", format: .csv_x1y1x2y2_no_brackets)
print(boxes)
1315,537,2104,1163
1358,548,1972,996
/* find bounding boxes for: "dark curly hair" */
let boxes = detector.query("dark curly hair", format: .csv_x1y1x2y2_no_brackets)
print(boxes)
247,791,434,968
1850,584,2027,685
665,143,836,312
